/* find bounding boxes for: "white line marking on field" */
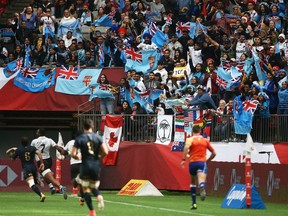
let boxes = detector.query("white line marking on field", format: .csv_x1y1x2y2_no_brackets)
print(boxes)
105,200,216,216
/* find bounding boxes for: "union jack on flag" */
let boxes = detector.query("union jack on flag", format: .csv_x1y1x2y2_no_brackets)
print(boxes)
58,65,78,80
125,47,142,62
21,67,39,79
148,22,158,36
216,76,228,89
176,22,190,34
99,84,109,91
243,99,259,114
108,9,116,19
15,58,23,71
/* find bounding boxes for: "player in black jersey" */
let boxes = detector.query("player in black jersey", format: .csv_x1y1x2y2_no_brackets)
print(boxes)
6,136,46,202
71,119,108,216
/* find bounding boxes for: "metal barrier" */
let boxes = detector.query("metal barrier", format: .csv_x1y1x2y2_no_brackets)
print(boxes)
77,113,288,143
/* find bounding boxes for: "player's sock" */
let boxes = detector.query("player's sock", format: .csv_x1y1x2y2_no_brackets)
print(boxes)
91,188,100,197
49,183,56,194
31,185,42,197
199,182,205,189
199,182,206,201
83,192,93,210
190,184,197,204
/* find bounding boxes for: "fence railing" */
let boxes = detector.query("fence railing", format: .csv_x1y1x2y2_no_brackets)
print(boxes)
77,113,288,143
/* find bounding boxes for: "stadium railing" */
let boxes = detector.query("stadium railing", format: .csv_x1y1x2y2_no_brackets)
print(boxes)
77,112,288,143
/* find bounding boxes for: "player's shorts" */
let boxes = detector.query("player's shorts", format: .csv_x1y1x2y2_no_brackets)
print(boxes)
71,163,81,180
189,161,207,176
37,158,52,171
23,164,37,180
80,160,101,181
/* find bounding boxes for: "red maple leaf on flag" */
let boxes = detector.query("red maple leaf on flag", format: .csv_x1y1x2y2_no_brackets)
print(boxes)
108,132,118,147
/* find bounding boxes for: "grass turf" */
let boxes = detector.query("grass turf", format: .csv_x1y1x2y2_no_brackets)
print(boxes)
0,191,287,216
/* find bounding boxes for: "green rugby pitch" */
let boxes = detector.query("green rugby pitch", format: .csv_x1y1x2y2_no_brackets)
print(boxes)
0,191,287,216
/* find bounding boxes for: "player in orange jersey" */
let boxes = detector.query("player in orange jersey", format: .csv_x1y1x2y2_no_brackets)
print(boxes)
181,125,216,210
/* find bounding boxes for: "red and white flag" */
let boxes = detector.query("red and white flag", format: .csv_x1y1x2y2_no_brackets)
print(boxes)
102,115,123,165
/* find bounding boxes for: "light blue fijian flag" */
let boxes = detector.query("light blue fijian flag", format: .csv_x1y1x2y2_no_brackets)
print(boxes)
243,57,254,76
14,67,56,92
119,0,125,11
88,83,115,101
151,29,168,49
233,95,253,135
132,89,161,113
125,49,162,74
252,49,267,83
92,13,113,27
0,58,23,89
45,25,55,39
217,66,242,89
57,19,82,40
55,68,102,95
145,12,160,22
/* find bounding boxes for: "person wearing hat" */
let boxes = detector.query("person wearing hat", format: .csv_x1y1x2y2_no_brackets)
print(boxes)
137,33,158,50
277,33,287,55
80,3,94,26
184,85,217,110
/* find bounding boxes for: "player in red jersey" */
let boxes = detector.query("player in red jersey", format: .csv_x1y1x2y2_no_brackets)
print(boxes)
181,125,216,210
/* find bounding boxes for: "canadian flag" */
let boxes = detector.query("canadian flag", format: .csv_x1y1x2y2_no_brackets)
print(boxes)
102,115,123,165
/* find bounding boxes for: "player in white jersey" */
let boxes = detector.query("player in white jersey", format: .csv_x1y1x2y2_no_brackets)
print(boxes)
31,128,68,200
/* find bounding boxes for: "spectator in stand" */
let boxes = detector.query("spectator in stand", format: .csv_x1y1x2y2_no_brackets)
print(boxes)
153,61,168,84
77,40,86,63
202,58,219,105
263,71,279,114
159,49,174,73
32,37,46,66
40,7,56,38
56,39,71,67
145,72,160,90
98,74,115,115
137,33,158,51
184,85,217,110
142,0,165,24
256,92,270,142
167,34,183,59
63,31,76,48
133,72,146,93
55,0,70,19
60,9,76,25
278,81,288,114
129,102,147,140
80,51,96,68
19,6,39,32
68,43,78,66
43,47,57,66
16,21,32,45
213,99,227,141
80,3,94,26
116,78,130,110
132,1,147,19
22,37,34,67
118,100,133,140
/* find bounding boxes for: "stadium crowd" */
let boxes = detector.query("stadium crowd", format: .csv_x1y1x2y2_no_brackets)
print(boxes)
0,0,288,125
